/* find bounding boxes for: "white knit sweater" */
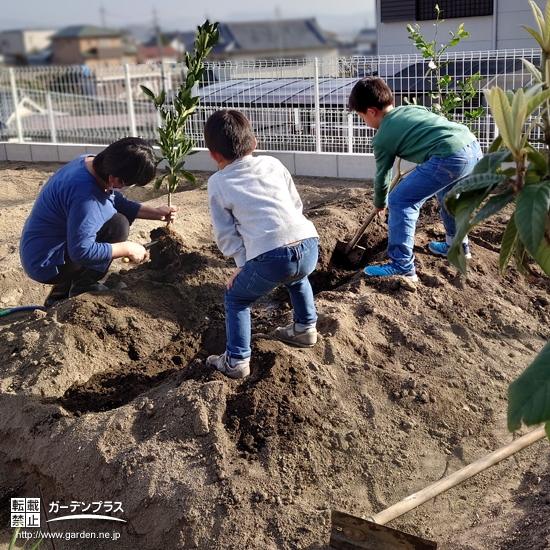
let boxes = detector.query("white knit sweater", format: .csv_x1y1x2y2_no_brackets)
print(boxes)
208,155,319,267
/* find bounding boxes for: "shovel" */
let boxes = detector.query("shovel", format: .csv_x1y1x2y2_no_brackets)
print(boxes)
333,159,413,266
330,425,547,549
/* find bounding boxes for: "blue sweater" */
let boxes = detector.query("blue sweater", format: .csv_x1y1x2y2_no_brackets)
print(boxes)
20,156,141,282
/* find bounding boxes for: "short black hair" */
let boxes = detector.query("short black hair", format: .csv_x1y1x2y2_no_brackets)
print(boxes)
203,109,256,161
93,137,157,187
348,77,394,113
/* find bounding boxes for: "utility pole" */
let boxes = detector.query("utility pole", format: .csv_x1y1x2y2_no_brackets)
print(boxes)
153,8,166,92
100,5,107,27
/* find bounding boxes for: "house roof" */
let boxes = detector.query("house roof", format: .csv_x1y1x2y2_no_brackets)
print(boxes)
138,45,180,58
52,25,121,39
212,18,337,54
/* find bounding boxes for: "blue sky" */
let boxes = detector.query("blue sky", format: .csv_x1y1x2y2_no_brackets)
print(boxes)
1,0,376,35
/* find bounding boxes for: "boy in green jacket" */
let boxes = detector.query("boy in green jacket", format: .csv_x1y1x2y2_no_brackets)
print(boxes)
349,77,482,281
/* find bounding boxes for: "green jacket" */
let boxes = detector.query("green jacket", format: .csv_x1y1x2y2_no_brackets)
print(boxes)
371,105,476,208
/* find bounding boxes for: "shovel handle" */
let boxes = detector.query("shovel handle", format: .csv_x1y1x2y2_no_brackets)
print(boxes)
370,425,547,526
344,208,377,254
343,159,416,256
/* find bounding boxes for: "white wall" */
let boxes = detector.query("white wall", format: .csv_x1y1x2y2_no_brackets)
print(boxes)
0,142,379,181
23,30,55,54
0,31,25,56
0,30,54,56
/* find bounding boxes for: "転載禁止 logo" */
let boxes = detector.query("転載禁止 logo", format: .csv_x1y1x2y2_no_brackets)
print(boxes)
11,499,40,528
11,498,127,527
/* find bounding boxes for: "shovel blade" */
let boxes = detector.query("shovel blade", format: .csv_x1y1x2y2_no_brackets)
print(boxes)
332,241,366,267
335,240,352,255
347,245,365,265
330,511,437,550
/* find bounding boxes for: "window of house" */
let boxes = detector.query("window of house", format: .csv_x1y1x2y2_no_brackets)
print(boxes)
417,0,493,20
381,0,493,22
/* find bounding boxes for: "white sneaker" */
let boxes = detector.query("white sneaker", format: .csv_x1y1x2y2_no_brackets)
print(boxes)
274,323,317,348
206,352,250,379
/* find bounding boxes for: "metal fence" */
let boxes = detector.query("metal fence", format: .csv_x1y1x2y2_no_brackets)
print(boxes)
0,49,542,153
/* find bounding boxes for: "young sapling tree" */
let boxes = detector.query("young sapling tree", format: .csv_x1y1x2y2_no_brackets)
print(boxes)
141,21,220,221
442,0,550,440
406,4,484,129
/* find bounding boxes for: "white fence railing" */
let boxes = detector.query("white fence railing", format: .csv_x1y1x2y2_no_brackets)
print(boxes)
0,49,542,153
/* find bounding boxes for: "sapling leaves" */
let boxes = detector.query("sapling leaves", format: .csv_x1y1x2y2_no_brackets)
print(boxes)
515,180,550,255
508,340,550,431
446,188,490,274
445,173,506,213
466,0,550,438
499,215,519,274
534,236,550,276
406,12,484,128
142,21,219,211
514,239,534,277
526,144,549,175
140,85,155,100
471,149,512,174
471,187,515,226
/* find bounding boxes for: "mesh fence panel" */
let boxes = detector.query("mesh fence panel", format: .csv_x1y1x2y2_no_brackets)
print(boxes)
0,49,542,153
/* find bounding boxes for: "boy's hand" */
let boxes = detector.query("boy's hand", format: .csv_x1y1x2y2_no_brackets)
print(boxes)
227,267,242,290
157,205,179,222
374,205,386,216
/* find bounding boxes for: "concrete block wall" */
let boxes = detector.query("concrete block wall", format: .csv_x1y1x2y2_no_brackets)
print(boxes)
0,142,378,180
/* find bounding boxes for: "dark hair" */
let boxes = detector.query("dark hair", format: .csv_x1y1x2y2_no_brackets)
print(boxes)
203,109,256,161
93,137,156,187
348,77,394,113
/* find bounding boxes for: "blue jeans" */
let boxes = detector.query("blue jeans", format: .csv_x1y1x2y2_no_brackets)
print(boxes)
224,237,319,360
387,140,482,268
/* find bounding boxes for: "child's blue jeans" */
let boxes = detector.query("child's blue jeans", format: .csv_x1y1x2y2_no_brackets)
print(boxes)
224,237,318,360
387,140,482,269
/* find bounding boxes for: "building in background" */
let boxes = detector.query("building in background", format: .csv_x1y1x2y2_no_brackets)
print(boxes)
140,31,186,63
354,27,377,56
376,0,547,54
137,44,180,64
0,29,55,65
208,18,340,63
50,25,137,67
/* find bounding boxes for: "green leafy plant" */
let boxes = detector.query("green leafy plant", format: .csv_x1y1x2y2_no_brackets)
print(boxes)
8,527,43,550
140,21,220,213
406,4,485,127
442,0,550,439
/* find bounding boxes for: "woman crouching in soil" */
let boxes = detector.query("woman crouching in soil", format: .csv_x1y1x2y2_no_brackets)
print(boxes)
19,137,179,307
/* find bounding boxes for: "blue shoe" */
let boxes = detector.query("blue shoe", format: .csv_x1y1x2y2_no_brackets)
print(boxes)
364,261,418,282
429,241,472,259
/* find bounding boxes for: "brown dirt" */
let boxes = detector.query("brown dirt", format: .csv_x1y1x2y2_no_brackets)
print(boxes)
1,160,550,550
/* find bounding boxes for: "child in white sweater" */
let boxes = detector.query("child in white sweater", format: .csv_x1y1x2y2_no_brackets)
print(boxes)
204,109,319,379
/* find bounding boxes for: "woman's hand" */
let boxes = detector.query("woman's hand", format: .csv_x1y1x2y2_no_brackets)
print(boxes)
136,204,180,222
112,242,148,264
226,267,242,290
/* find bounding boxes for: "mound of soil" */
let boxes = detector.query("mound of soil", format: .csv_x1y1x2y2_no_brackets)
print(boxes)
1,161,549,550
